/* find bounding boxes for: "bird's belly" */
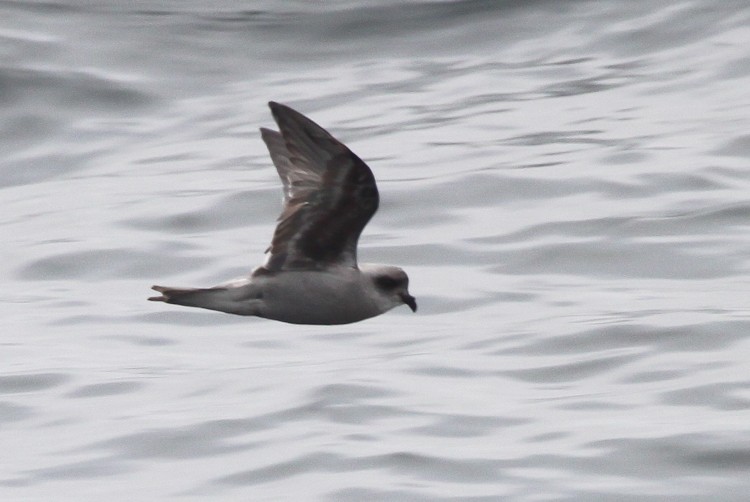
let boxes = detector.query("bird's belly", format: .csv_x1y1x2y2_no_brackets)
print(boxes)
258,270,379,325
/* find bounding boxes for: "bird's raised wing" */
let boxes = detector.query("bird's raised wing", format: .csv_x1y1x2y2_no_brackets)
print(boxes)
258,102,379,272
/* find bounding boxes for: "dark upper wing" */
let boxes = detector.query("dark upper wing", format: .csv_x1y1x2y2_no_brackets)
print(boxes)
258,101,379,272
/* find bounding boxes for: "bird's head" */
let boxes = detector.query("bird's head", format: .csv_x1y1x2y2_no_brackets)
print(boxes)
363,264,417,313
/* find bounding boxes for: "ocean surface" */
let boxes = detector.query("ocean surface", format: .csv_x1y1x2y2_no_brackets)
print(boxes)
2,1,750,500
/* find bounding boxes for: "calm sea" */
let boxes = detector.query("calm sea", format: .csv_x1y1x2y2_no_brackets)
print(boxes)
2,1,749,500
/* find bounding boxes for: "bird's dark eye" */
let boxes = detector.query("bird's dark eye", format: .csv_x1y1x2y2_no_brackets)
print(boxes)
375,275,400,290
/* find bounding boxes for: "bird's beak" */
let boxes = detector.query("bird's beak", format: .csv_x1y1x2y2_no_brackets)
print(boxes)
400,292,417,312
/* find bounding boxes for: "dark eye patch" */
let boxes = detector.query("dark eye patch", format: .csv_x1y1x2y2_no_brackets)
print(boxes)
375,275,401,290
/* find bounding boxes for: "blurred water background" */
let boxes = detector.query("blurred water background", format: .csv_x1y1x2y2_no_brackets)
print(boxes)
2,0,750,500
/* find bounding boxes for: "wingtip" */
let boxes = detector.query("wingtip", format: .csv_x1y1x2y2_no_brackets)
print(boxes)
259,127,277,138
268,101,284,123
268,101,295,121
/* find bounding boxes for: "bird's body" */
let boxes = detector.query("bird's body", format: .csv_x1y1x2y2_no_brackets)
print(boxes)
153,264,408,325
149,102,416,325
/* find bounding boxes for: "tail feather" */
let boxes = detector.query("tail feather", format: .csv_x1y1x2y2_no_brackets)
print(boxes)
148,284,260,316
148,285,203,303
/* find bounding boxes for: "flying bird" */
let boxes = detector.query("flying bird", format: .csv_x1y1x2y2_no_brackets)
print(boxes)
149,102,416,324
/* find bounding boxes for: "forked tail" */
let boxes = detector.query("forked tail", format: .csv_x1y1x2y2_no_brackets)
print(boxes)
148,285,204,304
148,284,230,310
148,285,259,316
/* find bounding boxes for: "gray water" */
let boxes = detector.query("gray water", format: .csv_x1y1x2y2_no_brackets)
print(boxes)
2,1,750,500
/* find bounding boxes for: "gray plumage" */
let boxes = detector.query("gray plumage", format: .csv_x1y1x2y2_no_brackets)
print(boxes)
149,102,416,325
